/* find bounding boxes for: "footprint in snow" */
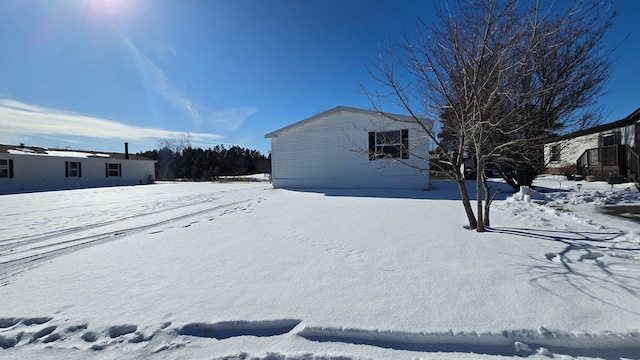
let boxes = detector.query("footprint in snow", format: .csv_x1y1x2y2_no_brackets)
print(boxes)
30,325,56,343
108,324,138,338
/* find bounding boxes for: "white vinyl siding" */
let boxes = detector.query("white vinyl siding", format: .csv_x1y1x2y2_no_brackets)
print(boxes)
268,108,430,189
1,155,155,193
545,120,638,170
545,132,599,169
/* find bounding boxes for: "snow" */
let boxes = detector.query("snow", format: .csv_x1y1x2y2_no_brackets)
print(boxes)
1,176,639,359
7,149,111,158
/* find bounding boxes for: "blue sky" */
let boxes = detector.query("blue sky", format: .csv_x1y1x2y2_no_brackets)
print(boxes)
1,0,638,155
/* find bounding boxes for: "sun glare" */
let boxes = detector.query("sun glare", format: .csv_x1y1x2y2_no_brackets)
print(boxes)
84,0,139,23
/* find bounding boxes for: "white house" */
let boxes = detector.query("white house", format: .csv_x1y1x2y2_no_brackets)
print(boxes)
544,107,640,181
264,106,432,189
0,143,156,194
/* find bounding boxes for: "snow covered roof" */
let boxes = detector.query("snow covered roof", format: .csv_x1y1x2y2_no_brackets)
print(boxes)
0,144,153,161
264,106,430,138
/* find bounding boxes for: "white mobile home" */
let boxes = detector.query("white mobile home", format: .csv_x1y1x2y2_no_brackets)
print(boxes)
544,107,640,181
0,143,156,194
264,106,432,189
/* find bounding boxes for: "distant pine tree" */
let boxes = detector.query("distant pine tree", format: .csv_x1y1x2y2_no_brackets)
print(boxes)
138,142,270,180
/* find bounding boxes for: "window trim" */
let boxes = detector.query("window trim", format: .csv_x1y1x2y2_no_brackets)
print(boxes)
601,131,621,147
368,129,409,160
106,163,122,177
0,159,14,178
65,161,82,178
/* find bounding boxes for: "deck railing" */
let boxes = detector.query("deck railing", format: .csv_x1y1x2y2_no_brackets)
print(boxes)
627,145,640,181
577,144,639,181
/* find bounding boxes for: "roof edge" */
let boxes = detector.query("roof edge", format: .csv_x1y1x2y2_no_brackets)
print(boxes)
264,106,427,138
545,106,640,143
0,143,155,161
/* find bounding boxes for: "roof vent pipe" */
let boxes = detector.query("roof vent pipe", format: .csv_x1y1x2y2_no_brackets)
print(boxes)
125,142,129,159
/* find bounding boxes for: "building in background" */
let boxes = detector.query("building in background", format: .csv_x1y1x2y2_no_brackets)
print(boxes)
0,143,156,194
544,107,640,181
265,106,431,189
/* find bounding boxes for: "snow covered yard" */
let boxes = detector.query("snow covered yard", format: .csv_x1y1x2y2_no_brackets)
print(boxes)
1,177,639,359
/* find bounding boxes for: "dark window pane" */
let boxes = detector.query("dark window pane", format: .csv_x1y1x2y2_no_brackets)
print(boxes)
550,145,560,162
377,145,401,158
376,131,401,144
401,129,409,159
602,132,620,146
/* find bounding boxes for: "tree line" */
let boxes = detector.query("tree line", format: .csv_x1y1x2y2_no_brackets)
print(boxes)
139,136,270,180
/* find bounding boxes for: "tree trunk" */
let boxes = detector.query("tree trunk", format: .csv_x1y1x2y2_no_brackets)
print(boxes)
455,178,478,230
482,176,491,227
475,154,486,232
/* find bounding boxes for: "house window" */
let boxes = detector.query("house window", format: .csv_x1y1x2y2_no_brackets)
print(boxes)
65,161,82,177
550,145,560,163
368,129,409,160
601,132,620,147
0,159,14,178
106,163,122,177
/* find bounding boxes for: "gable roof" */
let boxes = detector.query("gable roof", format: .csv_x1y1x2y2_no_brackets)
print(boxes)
264,106,428,139
546,107,640,143
0,144,154,161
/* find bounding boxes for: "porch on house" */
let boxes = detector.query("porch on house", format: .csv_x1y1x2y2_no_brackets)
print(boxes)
576,144,640,182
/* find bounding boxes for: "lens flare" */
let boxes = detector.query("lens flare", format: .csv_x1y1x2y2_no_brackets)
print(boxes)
84,0,139,24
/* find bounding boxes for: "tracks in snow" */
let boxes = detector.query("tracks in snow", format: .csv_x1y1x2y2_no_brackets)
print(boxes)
0,199,253,282
2,316,640,359
297,326,640,358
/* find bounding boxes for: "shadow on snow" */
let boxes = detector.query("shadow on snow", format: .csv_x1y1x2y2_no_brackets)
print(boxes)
489,226,640,315
281,179,516,201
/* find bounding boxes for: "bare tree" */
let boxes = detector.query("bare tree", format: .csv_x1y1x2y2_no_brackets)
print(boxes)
488,0,613,192
157,133,193,155
363,0,614,232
